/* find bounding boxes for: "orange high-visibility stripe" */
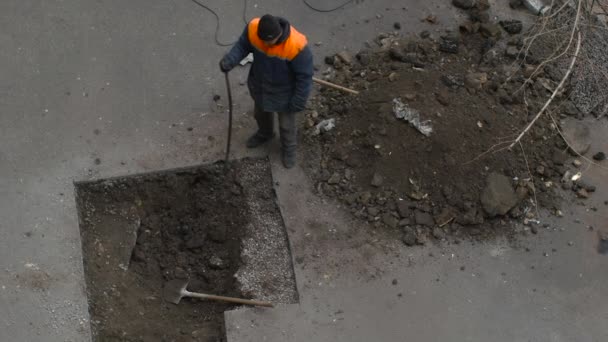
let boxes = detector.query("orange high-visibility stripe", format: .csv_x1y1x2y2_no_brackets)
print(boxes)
248,18,308,61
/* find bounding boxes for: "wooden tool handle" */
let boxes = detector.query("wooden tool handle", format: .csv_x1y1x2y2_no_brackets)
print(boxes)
313,77,359,95
185,291,274,308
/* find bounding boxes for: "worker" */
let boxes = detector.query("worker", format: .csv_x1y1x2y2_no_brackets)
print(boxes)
219,14,313,169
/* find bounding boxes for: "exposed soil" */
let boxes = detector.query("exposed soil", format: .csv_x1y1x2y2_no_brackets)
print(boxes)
76,158,296,342
300,4,595,245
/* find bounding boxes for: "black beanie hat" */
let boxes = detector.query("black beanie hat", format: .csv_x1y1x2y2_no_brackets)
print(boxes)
258,14,282,41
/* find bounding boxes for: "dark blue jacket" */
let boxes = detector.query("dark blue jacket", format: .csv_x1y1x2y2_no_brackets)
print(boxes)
222,17,314,113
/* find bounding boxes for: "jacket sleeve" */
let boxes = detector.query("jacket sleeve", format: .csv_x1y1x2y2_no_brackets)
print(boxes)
222,25,253,70
288,45,314,112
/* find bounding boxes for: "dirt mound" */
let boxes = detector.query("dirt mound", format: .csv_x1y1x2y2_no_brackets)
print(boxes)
301,7,588,244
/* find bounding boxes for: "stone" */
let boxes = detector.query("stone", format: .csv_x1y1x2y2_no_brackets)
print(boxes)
432,227,446,240
480,23,502,38
441,74,464,88
394,22,401,30
480,172,519,217
208,225,227,243
536,165,545,175
439,36,459,54
131,248,146,262
389,47,407,62
510,0,523,8
388,72,398,82
436,89,450,106
397,200,412,218
324,56,334,65
505,46,519,58
356,52,371,66
561,120,591,155
208,255,228,270
414,211,435,226
382,213,399,228
465,72,488,89
371,173,384,187
402,229,417,246
593,152,606,161
420,30,431,39
337,51,353,65
359,191,372,204
452,0,476,9
399,218,411,226
327,172,341,184
476,0,490,10
470,9,490,23
367,207,380,217
500,20,523,34
576,188,589,199
434,207,456,226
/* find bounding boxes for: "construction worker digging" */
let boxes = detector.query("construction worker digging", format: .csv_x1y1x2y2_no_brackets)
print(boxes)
219,14,314,169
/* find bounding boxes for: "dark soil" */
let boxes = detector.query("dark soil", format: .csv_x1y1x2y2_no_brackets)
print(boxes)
76,158,295,342
302,20,575,244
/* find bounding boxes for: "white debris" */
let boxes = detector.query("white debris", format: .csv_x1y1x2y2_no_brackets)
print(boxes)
313,118,336,135
239,53,254,66
392,98,433,136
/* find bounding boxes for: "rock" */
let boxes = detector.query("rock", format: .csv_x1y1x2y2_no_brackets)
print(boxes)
356,52,371,66
396,201,412,218
470,9,490,23
324,56,334,65
425,15,437,24
552,150,568,165
576,188,589,199
505,46,519,58
359,191,372,204
500,20,523,34
480,172,519,217
394,22,401,30
432,227,446,240
434,207,455,226
436,89,450,106
208,225,227,243
337,51,353,65
388,72,398,82
367,207,380,217
452,0,475,9
402,229,417,246
174,267,188,279
439,36,459,54
371,173,384,187
420,30,431,39
382,213,399,228
510,0,523,8
497,88,513,104
208,255,228,270
465,72,488,90
414,211,435,226
593,152,606,161
441,74,465,88
480,23,502,38
327,172,341,185
573,159,582,167
399,218,411,226
416,232,428,245
562,120,591,155
536,165,545,175
389,47,407,62
578,181,596,192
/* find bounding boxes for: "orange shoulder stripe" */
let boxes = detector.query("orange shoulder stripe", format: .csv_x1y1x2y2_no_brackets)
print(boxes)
248,18,308,60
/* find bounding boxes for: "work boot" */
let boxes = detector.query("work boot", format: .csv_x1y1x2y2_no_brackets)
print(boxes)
246,132,274,148
282,149,296,169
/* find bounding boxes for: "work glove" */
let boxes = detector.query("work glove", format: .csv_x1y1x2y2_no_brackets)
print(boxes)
219,58,230,73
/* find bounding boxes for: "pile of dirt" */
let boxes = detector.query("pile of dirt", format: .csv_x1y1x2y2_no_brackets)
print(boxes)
302,1,600,244
77,158,296,342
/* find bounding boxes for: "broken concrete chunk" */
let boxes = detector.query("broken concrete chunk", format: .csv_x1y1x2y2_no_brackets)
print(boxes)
500,20,523,34
336,51,353,65
480,172,519,217
371,173,384,187
562,120,591,155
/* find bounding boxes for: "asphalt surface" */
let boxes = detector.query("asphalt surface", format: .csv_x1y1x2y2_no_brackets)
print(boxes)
1,1,606,341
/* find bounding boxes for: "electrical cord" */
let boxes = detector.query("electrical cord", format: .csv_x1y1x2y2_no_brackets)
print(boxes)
188,0,249,46
302,0,355,13
188,0,355,47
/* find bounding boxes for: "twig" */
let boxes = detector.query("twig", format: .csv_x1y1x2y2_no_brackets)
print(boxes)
518,141,540,219
509,28,583,149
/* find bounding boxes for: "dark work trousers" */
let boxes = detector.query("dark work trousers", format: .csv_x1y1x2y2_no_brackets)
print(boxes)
254,103,297,153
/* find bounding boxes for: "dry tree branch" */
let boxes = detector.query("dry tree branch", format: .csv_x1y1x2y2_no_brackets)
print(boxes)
509,24,583,148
